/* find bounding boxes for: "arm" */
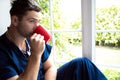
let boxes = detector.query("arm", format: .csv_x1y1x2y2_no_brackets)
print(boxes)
43,50,57,80
8,55,42,80
8,34,45,80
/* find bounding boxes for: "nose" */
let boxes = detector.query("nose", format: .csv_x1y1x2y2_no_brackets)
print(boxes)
34,22,39,28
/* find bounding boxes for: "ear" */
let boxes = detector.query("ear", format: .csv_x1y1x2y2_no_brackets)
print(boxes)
11,16,19,27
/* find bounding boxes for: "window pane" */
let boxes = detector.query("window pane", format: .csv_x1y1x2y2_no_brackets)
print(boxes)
53,0,81,30
96,0,120,79
96,0,120,30
53,32,82,66
96,32,120,66
50,0,82,66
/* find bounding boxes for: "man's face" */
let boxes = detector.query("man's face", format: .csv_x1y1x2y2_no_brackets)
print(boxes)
16,11,41,38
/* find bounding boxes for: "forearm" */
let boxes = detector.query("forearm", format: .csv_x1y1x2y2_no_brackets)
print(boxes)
17,33,45,80
18,55,41,80
44,66,57,80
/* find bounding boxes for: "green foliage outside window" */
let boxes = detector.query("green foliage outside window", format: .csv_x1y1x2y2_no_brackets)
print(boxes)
102,69,120,80
96,6,120,47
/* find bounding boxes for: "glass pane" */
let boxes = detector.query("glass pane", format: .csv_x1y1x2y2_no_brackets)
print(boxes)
53,32,82,66
49,0,82,67
96,32,120,65
52,0,81,30
96,0,120,30
96,0,120,79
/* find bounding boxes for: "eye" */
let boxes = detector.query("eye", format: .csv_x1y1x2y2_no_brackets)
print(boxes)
28,18,40,24
29,20,35,23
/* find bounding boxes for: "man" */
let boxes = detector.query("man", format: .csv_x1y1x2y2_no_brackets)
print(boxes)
0,0,107,80
0,0,56,80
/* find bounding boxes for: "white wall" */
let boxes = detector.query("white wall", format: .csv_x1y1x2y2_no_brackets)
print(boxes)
0,0,10,35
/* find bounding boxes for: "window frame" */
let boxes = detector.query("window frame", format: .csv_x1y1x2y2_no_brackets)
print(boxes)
49,0,120,69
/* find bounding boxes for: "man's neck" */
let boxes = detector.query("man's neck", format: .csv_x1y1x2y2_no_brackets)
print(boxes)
6,27,26,51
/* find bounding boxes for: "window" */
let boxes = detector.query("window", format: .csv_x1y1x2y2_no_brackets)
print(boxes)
47,0,82,66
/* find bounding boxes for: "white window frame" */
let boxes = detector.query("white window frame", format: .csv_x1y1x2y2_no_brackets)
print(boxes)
81,0,96,62
49,0,96,62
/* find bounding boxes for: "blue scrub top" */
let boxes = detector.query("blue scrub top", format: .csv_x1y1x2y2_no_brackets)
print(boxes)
0,33,52,80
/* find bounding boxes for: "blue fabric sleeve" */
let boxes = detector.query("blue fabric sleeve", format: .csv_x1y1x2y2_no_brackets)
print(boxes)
0,51,18,80
41,43,52,63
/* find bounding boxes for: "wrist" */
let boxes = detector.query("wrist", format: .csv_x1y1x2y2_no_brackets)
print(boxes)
29,53,42,61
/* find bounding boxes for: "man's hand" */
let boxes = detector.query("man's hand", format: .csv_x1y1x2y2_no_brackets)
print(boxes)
30,33,45,57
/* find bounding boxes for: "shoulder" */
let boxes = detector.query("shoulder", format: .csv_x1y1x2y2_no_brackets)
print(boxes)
0,33,17,59
0,33,14,50
0,33,8,50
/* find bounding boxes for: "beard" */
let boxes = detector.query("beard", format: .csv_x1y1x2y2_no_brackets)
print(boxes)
17,27,33,39
23,31,33,39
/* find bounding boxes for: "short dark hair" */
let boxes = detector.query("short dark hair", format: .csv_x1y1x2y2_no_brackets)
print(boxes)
10,0,41,20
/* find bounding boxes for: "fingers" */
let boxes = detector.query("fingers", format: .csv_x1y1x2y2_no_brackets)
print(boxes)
30,33,45,56
31,33,44,42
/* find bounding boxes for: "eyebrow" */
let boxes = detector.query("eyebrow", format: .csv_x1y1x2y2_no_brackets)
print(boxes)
28,18,41,22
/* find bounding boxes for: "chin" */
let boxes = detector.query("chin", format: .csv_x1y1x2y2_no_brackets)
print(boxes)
24,33,31,39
